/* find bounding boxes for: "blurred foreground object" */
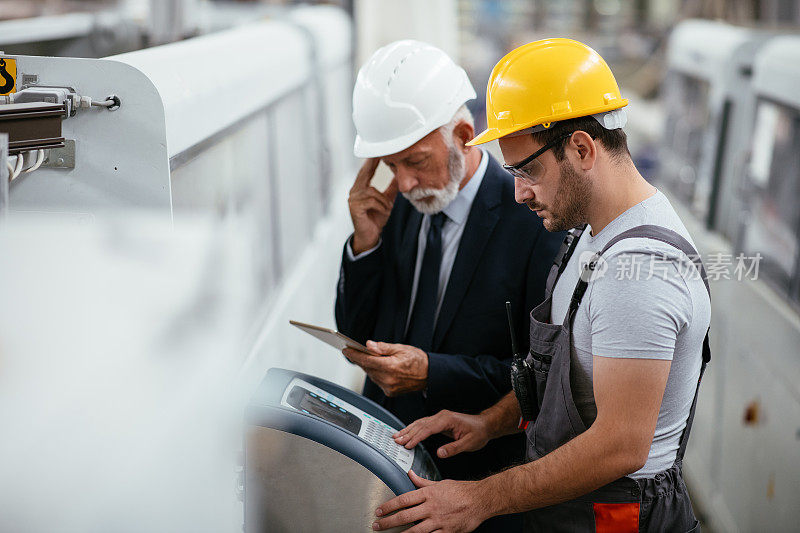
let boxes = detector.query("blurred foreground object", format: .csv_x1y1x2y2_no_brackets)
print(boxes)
0,213,247,531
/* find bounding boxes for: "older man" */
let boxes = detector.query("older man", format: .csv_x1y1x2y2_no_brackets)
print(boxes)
334,40,563,532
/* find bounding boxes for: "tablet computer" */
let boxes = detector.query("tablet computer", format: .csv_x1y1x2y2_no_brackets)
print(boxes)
289,320,379,355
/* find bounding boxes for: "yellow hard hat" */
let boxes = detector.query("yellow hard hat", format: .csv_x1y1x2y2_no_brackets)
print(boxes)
468,38,628,146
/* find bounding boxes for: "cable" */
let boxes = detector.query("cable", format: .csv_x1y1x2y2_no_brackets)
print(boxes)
7,154,24,181
90,99,115,108
6,150,44,182
23,149,45,174
12,154,23,180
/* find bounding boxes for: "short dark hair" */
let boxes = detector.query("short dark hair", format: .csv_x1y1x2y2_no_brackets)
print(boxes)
530,115,630,161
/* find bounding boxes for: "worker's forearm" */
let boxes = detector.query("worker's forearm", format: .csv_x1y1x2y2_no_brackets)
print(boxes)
481,392,523,440
476,423,643,518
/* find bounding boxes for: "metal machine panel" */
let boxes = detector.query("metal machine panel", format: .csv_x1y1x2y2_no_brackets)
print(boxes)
170,111,269,211
320,62,357,201
288,5,353,67
170,110,276,308
751,35,800,109
714,34,800,243
290,6,356,192
758,377,800,529
271,91,315,271
713,311,800,532
669,197,800,533
287,5,354,213
110,21,311,161
714,327,769,533
246,427,406,533
661,19,769,233
713,269,800,413
665,20,754,80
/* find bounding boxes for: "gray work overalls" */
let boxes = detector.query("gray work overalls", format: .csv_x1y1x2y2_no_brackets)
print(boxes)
522,224,711,532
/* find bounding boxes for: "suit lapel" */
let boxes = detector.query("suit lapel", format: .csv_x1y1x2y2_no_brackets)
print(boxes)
432,163,502,350
395,208,423,342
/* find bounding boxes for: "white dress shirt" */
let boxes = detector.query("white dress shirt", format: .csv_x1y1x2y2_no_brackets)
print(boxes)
347,149,489,335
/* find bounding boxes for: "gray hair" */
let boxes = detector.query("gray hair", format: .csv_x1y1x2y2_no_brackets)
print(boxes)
439,104,474,145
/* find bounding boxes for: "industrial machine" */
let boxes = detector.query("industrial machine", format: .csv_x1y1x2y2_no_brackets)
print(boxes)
660,19,776,239
0,5,367,531
0,6,355,376
660,26,800,533
245,368,441,532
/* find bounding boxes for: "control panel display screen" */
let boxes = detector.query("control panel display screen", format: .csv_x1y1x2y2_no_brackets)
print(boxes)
286,386,362,435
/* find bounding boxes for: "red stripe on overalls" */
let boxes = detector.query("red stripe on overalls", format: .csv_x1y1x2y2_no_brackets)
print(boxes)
593,502,639,533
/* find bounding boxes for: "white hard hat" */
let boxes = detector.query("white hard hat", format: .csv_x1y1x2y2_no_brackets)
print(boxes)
352,40,477,158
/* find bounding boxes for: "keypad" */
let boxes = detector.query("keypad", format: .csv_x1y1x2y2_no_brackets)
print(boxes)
363,418,413,465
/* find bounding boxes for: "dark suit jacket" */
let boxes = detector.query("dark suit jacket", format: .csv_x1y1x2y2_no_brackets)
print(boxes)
335,153,563,494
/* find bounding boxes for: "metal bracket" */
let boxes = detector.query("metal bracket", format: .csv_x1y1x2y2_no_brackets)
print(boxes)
41,139,75,169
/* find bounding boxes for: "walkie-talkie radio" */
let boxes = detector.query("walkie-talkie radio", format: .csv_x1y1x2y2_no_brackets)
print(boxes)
506,301,538,422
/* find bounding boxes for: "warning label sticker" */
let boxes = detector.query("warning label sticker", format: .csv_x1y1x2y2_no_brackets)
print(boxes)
0,58,17,95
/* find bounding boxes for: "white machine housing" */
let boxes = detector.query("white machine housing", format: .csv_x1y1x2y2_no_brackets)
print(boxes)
661,19,775,240
672,33,800,533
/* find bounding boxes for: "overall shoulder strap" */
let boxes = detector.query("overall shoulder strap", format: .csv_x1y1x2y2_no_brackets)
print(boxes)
544,224,587,299
599,224,709,294
567,224,710,315
565,224,712,463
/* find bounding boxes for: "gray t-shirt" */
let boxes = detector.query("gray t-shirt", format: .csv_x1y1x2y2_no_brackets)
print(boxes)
550,190,710,478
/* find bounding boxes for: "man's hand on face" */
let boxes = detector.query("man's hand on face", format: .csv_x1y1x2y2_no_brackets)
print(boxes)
342,341,428,397
348,158,399,255
392,410,492,458
372,471,488,532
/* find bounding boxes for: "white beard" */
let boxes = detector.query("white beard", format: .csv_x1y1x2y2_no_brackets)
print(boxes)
403,144,466,215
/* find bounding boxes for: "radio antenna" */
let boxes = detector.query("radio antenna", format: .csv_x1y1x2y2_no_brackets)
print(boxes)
505,301,520,358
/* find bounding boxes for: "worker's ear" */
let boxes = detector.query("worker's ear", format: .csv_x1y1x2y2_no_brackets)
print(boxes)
569,130,596,171
452,121,475,151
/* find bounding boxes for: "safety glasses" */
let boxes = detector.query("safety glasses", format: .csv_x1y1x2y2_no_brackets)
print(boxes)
502,131,574,183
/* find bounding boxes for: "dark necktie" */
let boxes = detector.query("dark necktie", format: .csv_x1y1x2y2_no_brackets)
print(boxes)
405,212,447,352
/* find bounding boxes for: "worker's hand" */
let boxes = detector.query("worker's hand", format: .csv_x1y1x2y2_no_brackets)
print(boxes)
348,158,399,254
393,410,491,458
342,340,427,397
372,471,489,532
